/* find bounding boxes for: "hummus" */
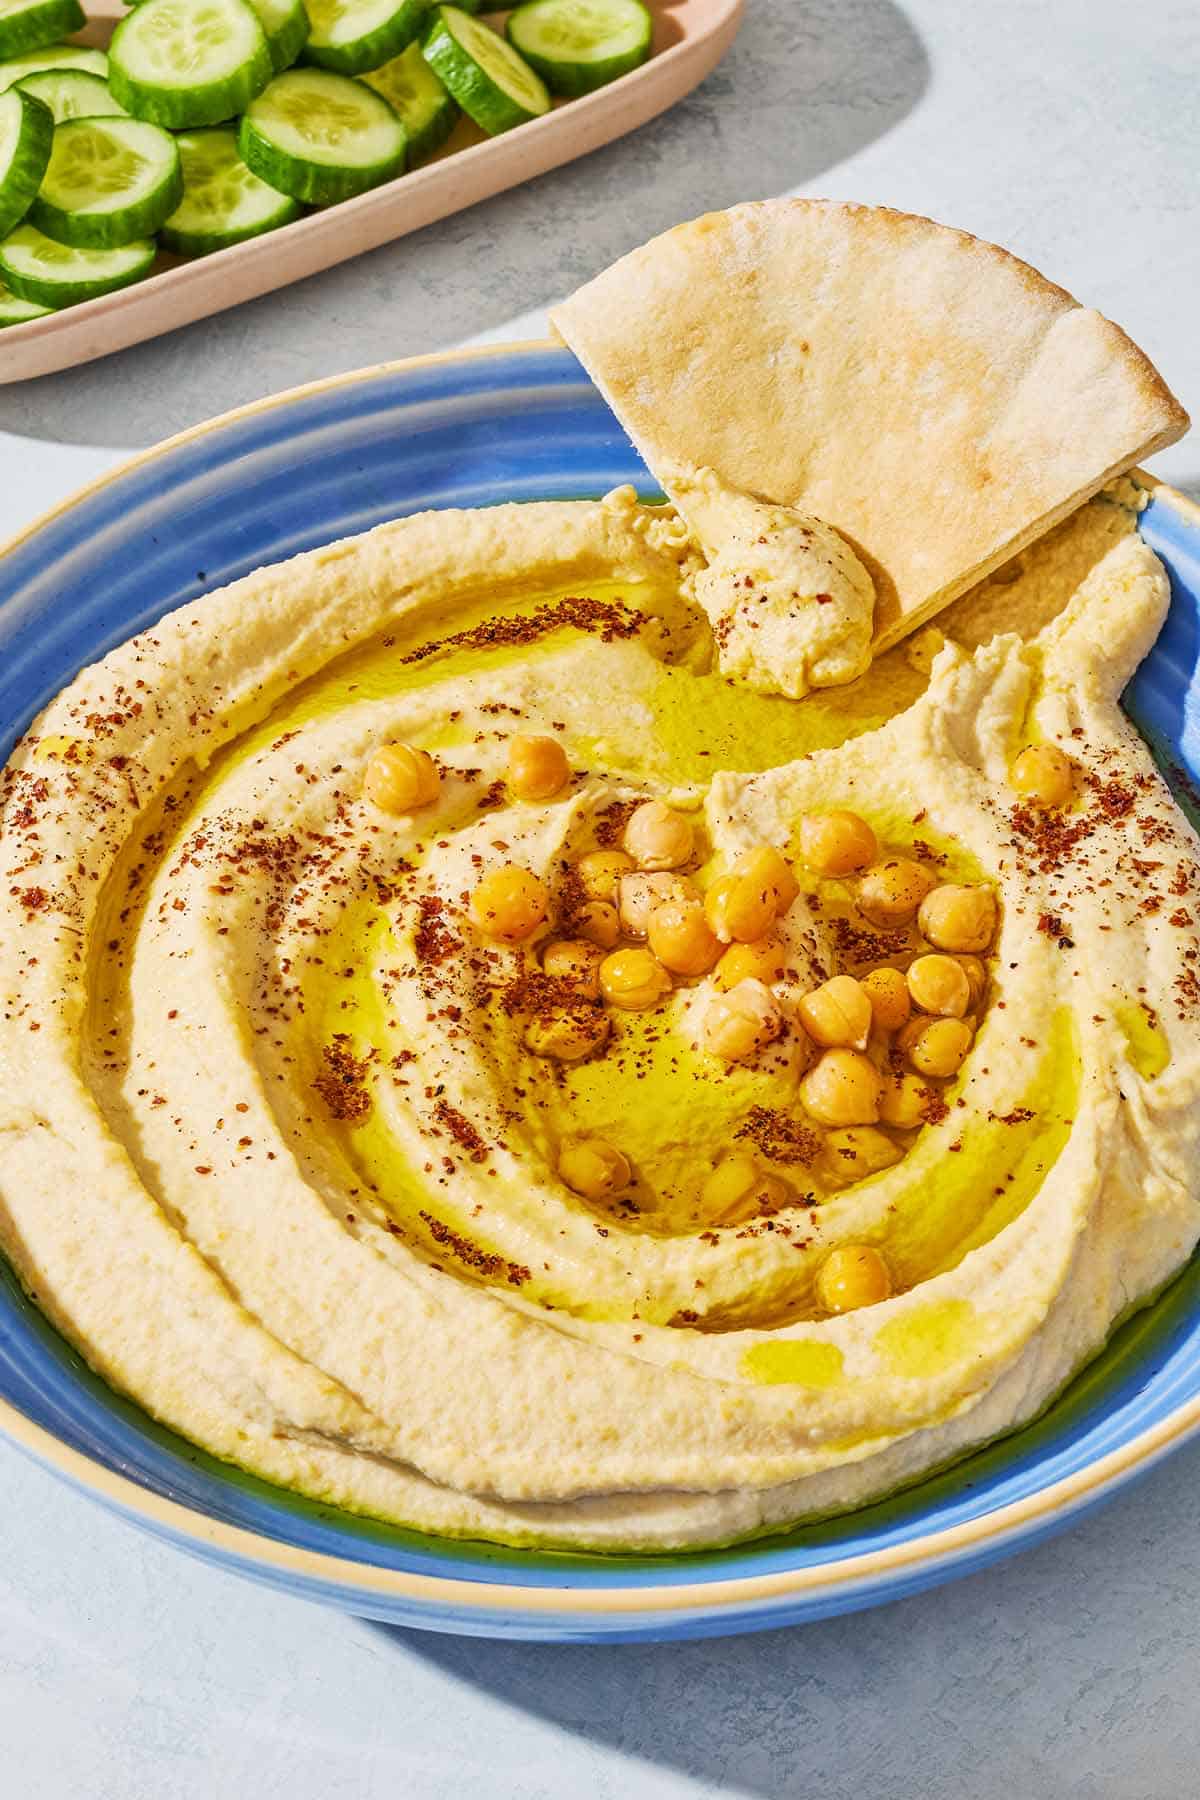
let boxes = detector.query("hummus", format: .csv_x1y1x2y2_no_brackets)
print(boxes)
1,479,1199,1552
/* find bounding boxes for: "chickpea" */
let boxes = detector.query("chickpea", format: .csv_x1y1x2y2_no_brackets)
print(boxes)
618,870,697,938
623,800,695,871
469,865,548,942
903,1015,974,1078
907,953,970,1018
817,1244,892,1314
541,938,604,999
599,946,673,1012
858,858,936,925
799,1049,883,1126
714,937,787,991
702,1155,789,1226
507,734,570,801
572,899,621,950
735,843,800,914
523,1009,611,1062
797,974,873,1051
576,849,634,902
879,1071,933,1129
702,978,783,1062
798,809,878,877
647,899,722,976
954,954,988,1009
821,1126,903,1188
559,1136,631,1200
363,742,439,814
1010,743,1076,809
918,883,998,954
704,873,777,945
861,966,912,1033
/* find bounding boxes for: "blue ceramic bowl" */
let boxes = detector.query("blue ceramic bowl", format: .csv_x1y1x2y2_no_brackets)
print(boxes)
1,345,1198,1643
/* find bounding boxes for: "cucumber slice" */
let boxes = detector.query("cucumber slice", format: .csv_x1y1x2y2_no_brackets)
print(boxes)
421,6,549,136
31,115,182,247
161,125,298,254
0,44,107,92
0,0,85,61
506,0,651,97
302,0,432,76
0,84,51,238
0,267,48,319
16,68,128,122
109,0,273,129
247,0,309,73
239,66,404,204
0,218,154,304
359,40,455,163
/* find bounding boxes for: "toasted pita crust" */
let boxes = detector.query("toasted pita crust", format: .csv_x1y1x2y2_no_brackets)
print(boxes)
551,200,1189,649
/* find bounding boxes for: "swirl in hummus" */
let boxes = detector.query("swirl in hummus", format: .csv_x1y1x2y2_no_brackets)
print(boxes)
0,480,1198,1552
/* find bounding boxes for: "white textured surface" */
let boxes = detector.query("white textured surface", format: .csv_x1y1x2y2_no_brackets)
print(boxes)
1,1,1199,1792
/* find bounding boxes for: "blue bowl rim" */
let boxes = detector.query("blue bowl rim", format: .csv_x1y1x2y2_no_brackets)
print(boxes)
3,342,1200,1632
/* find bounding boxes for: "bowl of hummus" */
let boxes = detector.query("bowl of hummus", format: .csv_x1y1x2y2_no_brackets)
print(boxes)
1,207,1199,1640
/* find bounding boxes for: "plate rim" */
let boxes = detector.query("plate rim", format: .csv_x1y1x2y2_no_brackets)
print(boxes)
3,341,1200,1629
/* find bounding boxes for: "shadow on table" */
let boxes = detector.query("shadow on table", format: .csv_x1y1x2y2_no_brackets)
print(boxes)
369,1437,1200,1799
0,0,929,452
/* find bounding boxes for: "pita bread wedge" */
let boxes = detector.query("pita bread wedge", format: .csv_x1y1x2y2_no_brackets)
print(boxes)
551,200,1189,659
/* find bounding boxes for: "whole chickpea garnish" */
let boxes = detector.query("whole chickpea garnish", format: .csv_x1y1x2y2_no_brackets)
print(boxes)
817,1245,892,1313
559,1137,631,1200
917,883,998,954
860,966,911,1033
647,899,722,976
507,734,570,801
797,974,873,1051
363,742,439,814
1010,743,1076,809
906,953,970,1018
469,865,548,942
714,937,787,991
798,810,877,877
702,978,783,1062
576,849,634,902
858,858,936,926
599,946,673,1011
624,800,695,871
702,1155,788,1225
541,938,604,999
705,873,777,945
799,1049,883,1126
901,1015,974,1078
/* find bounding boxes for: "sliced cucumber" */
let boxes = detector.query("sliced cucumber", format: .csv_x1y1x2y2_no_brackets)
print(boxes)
0,44,106,92
506,0,651,97
0,83,51,238
239,66,404,204
359,40,455,163
422,6,549,136
161,125,298,254
247,0,309,73
0,267,48,319
0,218,155,304
302,0,432,76
109,0,273,129
0,0,85,61
16,68,128,122
31,115,182,247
